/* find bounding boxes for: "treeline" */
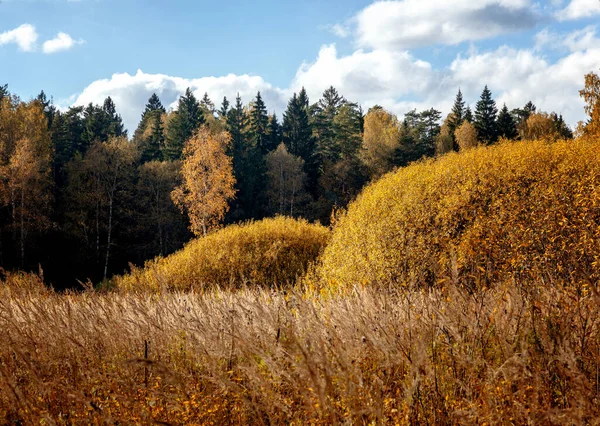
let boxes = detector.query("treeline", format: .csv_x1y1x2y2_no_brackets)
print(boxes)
0,82,573,287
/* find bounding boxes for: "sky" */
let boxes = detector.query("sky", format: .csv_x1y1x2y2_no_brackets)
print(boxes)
1,0,600,133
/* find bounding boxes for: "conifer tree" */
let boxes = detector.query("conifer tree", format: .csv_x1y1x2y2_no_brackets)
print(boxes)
219,96,230,119
312,86,346,165
144,93,165,117
200,92,215,116
103,97,127,138
164,88,204,160
137,94,167,163
464,106,473,123
0,84,8,103
265,114,282,153
474,86,498,144
497,103,518,140
419,108,442,157
250,92,269,154
448,89,465,149
283,91,317,193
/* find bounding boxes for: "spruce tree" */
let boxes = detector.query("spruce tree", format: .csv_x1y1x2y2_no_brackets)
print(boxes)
464,106,473,123
200,92,215,116
418,108,442,157
474,86,498,144
448,89,465,149
0,84,8,103
250,92,269,154
219,96,230,119
103,97,127,138
144,93,165,117
497,103,518,140
312,86,346,164
164,88,204,160
135,93,167,162
265,114,282,154
283,92,317,192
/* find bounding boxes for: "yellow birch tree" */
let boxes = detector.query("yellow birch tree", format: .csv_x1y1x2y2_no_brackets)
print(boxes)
171,127,236,236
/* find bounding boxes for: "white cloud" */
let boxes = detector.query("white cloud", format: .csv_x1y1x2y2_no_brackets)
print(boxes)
0,24,38,52
291,44,434,113
535,26,599,52
557,0,600,20
42,32,84,54
70,37,599,134
448,44,600,126
353,0,539,50
72,70,288,132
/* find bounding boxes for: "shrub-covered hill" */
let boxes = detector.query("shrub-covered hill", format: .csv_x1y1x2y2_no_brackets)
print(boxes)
116,217,330,291
318,137,600,290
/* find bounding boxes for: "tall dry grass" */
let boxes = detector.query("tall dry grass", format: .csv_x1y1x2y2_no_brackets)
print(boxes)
2,273,600,424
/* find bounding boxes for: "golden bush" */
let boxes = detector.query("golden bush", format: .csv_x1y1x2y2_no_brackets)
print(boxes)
116,216,330,291
318,137,600,290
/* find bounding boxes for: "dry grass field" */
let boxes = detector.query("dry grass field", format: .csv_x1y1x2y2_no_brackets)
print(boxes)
2,272,600,425
2,138,600,424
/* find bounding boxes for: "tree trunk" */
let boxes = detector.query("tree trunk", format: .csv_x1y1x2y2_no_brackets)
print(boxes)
104,195,113,280
19,186,25,266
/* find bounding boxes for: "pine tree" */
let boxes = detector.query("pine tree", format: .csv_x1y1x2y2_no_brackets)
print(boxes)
103,97,127,138
448,89,465,149
497,103,518,140
219,96,230,119
419,108,442,157
265,114,282,154
36,90,57,129
464,106,473,123
474,86,498,144
0,84,8,103
164,88,204,160
225,94,258,220
312,86,346,164
250,92,269,154
550,113,573,139
136,94,167,162
283,92,317,193
144,93,165,117
200,92,215,116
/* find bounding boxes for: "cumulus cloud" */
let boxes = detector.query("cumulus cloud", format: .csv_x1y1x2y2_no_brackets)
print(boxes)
447,44,600,126
291,44,434,112
354,0,539,50
72,70,288,132
42,32,84,54
0,24,38,52
557,0,600,20
72,32,598,134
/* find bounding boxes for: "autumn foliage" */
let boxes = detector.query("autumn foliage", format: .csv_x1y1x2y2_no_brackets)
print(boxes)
115,216,330,292
3,275,600,424
318,137,600,291
171,126,236,236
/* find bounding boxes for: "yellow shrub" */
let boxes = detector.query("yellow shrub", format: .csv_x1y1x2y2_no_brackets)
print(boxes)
116,217,330,292
318,137,600,290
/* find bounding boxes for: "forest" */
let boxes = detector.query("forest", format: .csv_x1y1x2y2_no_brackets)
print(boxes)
0,82,575,288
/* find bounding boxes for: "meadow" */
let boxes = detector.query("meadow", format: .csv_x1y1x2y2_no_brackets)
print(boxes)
2,137,600,425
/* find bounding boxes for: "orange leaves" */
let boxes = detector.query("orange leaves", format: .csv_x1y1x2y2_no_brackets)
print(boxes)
115,217,330,292
171,126,236,237
361,107,400,178
579,69,600,137
319,137,600,291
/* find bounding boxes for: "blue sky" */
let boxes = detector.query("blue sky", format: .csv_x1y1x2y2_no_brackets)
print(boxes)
2,0,600,132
